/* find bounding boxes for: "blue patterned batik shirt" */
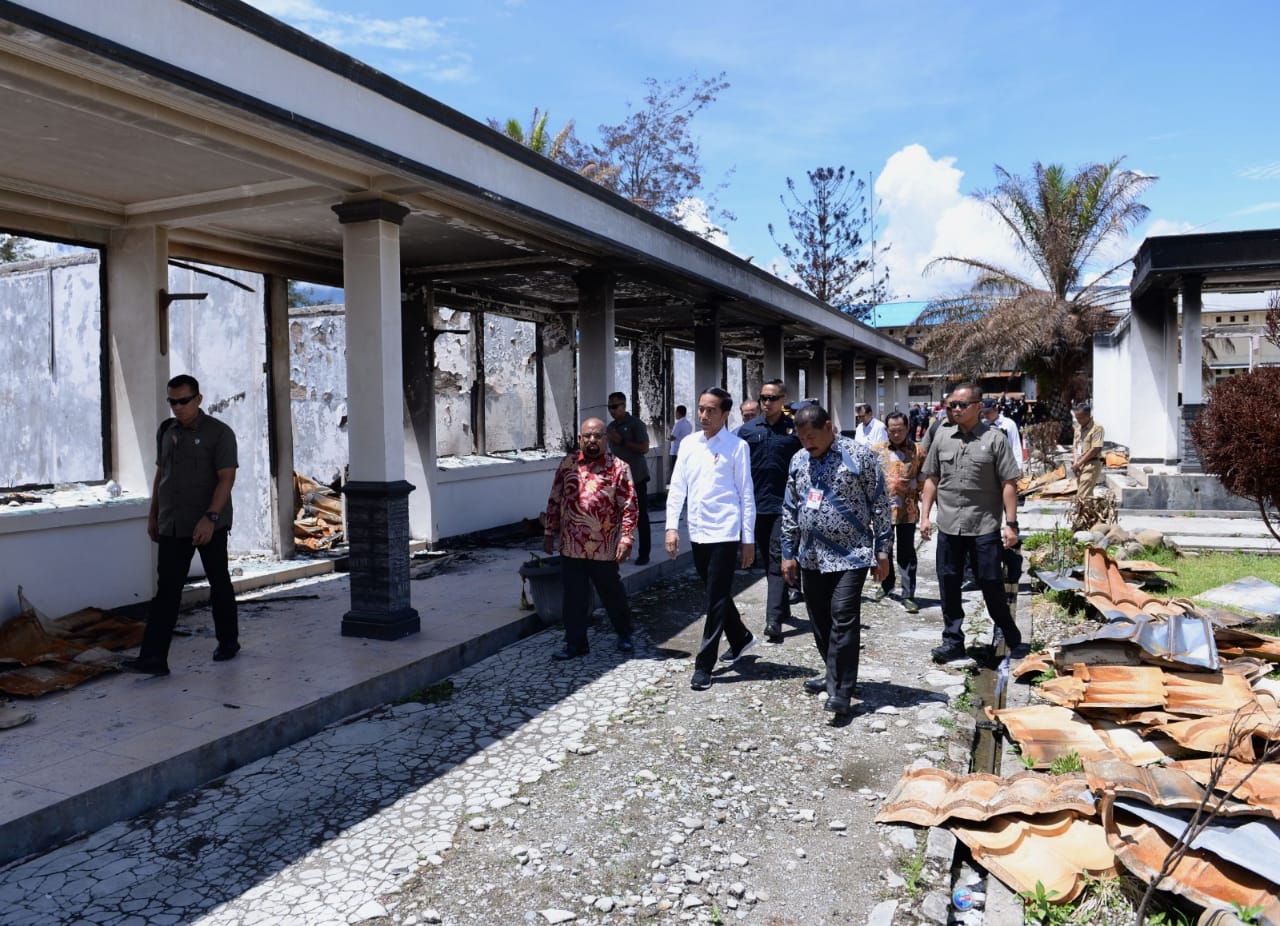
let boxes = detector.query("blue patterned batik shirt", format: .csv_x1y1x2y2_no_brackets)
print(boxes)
781,435,892,573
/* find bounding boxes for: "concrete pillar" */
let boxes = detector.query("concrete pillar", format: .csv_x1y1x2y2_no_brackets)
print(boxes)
783,363,800,403
693,303,722,391
762,326,785,383
1179,276,1205,473
403,293,438,543
837,349,858,433
1128,288,1180,465
745,356,764,402
806,340,828,410
106,226,168,496
333,199,419,640
863,356,880,414
540,310,577,454
264,275,297,558
576,270,615,423
1180,276,1204,405
634,331,664,483
894,369,911,412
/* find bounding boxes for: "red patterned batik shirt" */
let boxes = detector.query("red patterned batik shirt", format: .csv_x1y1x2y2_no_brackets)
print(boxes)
544,450,639,560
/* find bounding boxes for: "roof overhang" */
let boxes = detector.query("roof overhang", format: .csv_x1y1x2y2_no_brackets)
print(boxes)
1131,228,1280,299
0,0,924,370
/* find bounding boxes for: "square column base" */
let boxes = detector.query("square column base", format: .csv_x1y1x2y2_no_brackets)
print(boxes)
341,479,420,639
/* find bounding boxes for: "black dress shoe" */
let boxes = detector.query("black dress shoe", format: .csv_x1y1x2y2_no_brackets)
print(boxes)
552,647,587,660
634,557,650,566
212,643,241,662
120,657,170,676
931,644,969,665
803,678,826,695
824,696,853,717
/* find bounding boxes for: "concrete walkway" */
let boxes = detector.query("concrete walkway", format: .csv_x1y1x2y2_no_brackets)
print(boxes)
0,519,692,870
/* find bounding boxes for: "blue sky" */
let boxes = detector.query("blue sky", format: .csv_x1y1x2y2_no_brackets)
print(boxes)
249,0,1279,310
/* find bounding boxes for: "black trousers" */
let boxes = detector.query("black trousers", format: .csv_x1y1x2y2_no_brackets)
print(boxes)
634,484,651,562
802,567,867,701
936,531,1020,650
1003,544,1023,600
560,556,632,653
140,529,237,664
691,541,751,674
882,522,918,599
753,513,790,631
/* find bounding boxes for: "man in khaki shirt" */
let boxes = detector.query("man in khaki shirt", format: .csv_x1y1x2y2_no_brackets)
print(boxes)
919,383,1023,664
1072,400,1105,502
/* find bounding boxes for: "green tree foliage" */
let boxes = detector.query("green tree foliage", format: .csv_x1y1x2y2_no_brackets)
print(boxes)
571,72,733,227
768,166,890,318
487,108,576,162
917,159,1154,421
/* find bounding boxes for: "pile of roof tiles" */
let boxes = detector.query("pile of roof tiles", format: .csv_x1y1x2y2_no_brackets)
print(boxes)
877,548,1280,922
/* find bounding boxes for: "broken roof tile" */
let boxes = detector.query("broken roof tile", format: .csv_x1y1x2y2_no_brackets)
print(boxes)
1091,721,1188,766
1169,758,1280,815
986,704,1116,767
1115,797,1280,885
1086,759,1266,817
950,811,1116,904
874,767,1096,827
1103,797,1280,922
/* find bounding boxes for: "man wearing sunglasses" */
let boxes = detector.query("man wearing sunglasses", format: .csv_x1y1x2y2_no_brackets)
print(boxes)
918,383,1024,665
122,374,239,676
737,379,802,643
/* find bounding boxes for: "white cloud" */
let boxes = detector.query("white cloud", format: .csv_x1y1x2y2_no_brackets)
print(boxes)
244,0,469,77
672,197,734,254
1233,201,1280,217
874,144,1030,301
1240,161,1280,181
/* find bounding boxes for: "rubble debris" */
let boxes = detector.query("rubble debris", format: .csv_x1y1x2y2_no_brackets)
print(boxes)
294,472,344,550
0,589,143,697
1169,758,1280,815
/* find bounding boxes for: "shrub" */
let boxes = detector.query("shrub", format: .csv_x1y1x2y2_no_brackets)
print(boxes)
1190,366,1280,542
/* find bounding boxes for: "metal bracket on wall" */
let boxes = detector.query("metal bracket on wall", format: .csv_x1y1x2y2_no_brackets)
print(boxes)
157,289,207,356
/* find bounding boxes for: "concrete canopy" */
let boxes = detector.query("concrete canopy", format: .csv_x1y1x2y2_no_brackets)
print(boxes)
1132,229,1280,298
0,0,923,371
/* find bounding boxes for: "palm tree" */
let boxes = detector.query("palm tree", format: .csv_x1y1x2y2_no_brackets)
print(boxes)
916,159,1154,424
490,108,575,162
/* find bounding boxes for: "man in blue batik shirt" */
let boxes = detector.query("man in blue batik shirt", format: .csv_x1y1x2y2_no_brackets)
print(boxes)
781,404,891,720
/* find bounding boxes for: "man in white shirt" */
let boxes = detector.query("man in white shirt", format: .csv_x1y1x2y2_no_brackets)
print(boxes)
982,399,1024,473
668,405,693,461
853,403,888,446
666,387,756,691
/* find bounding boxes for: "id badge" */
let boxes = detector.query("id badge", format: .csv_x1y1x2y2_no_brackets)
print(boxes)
805,487,824,510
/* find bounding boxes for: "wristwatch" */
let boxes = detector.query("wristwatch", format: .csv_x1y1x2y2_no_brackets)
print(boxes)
1005,520,1019,529
205,511,220,523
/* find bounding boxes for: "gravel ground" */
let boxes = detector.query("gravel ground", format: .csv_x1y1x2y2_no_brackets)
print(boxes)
372,563,989,926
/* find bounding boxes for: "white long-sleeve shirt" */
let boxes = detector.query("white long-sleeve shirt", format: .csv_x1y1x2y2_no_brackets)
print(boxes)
665,426,756,543
992,414,1025,474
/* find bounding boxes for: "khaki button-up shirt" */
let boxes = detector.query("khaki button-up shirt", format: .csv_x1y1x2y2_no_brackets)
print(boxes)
921,421,1020,536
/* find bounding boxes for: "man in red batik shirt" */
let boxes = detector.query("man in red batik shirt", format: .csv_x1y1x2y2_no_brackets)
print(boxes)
544,417,640,659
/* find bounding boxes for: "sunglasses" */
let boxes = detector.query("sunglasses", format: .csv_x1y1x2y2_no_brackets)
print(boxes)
607,403,624,409
167,395,198,407
947,400,977,410
758,394,783,402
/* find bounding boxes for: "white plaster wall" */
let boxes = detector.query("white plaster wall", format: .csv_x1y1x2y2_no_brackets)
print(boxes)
0,502,152,622
725,356,744,429
434,458,561,536
434,307,475,457
484,315,537,451
1093,321,1131,449
289,305,349,485
613,344,633,411
672,348,695,414
166,265,273,553
0,254,103,487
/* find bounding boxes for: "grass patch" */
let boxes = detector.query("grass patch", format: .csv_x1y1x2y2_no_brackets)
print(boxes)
397,679,455,705
1138,547,1280,601
1023,528,1075,552
901,845,927,900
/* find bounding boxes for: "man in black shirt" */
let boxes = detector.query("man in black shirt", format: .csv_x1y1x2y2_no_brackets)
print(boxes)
123,374,239,676
737,379,802,643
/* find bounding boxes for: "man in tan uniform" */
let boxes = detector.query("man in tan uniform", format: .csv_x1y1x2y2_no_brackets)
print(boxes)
1071,400,1104,502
